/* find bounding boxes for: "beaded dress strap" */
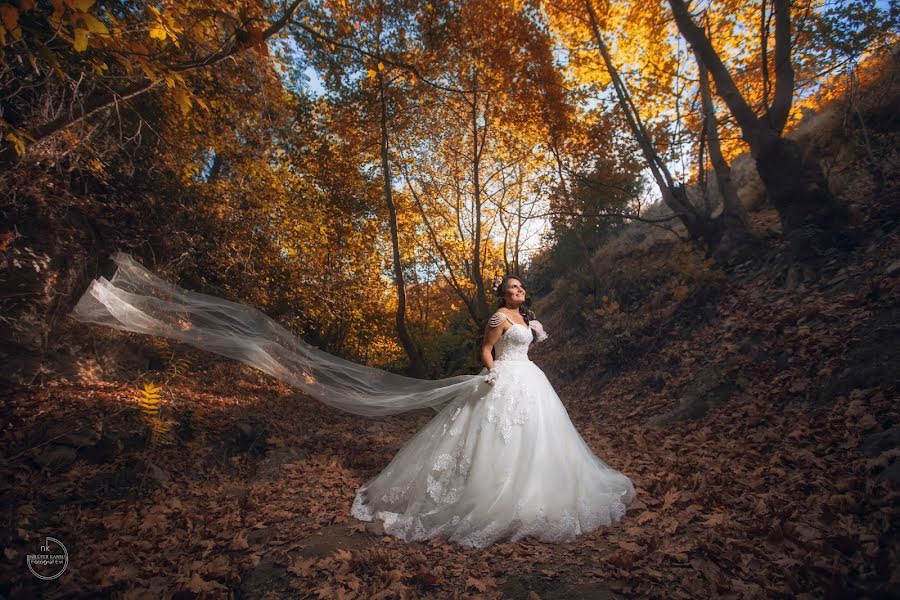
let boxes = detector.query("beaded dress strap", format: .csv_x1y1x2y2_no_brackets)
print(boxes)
488,311,516,328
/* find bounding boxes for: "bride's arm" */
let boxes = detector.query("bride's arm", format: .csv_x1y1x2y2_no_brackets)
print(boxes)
480,321,504,369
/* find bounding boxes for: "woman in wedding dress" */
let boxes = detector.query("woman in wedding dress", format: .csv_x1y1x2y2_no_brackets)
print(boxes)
69,254,635,549
350,275,636,547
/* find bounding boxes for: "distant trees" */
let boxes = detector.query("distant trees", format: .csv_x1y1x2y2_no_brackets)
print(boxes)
545,0,895,264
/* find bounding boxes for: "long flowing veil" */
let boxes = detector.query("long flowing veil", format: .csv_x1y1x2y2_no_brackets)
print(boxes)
69,252,486,416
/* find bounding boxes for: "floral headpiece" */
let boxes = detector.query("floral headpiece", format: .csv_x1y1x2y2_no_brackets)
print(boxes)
491,276,503,295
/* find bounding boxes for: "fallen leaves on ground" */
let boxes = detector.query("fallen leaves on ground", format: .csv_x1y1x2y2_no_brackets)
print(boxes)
1,230,898,599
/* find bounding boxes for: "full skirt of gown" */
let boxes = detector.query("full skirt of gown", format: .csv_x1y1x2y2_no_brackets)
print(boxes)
350,337,636,548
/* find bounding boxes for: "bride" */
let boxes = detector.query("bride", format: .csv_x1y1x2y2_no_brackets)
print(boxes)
350,275,635,547
70,254,636,548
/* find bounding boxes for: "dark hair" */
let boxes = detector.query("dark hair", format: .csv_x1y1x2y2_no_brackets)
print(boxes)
494,275,535,324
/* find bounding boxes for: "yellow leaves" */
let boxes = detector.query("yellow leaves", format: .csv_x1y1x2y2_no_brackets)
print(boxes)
148,416,173,439
47,4,64,29
146,5,183,43
149,23,167,40
61,4,110,53
138,382,162,417
81,13,108,35
162,72,179,88
4,132,26,156
2,122,33,156
173,89,192,114
367,61,386,79
136,57,155,79
90,58,108,75
137,382,175,444
72,27,88,51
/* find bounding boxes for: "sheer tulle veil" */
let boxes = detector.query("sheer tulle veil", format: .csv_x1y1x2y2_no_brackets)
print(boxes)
69,252,486,416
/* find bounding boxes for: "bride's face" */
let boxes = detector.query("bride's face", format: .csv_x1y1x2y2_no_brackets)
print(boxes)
505,279,526,304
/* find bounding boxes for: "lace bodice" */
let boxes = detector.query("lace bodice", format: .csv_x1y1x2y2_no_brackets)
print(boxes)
493,322,532,361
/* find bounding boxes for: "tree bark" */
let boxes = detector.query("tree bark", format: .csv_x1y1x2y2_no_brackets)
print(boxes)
668,0,852,260
768,0,794,133
469,67,491,322
697,55,758,263
206,152,225,183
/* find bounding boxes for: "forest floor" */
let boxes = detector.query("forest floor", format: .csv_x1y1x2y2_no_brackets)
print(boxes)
2,209,899,599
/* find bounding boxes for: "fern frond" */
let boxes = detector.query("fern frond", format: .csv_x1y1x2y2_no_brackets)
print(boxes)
148,417,176,445
138,382,162,418
166,357,192,378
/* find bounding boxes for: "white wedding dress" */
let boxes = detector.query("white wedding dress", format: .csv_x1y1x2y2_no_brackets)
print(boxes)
68,253,635,549
350,312,636,548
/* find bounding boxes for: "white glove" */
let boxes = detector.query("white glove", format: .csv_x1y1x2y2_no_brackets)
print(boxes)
529,319,549,342
484,368,498,385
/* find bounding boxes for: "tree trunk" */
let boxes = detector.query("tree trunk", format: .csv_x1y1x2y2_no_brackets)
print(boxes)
470,67,491,322
379,69,427,377
697,55,758,263
668,0,852,260
207,152,225,183
768,0,794,134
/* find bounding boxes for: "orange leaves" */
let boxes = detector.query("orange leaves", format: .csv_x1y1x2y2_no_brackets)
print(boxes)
172,88,192,115
288,556,318,577
226,529,250,551
661,487,681,510
700,511,728,527
184,572,229,593
236,24,268,56
0,5,21,43
465,573,496,592
615,539,644,554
